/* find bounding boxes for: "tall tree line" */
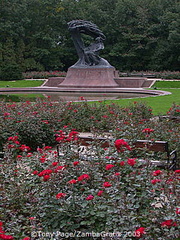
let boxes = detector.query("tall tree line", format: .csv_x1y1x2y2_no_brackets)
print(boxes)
0,0,179,80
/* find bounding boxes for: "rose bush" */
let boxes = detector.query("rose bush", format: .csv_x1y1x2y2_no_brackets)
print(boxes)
0,132,179,239
0,99,180,239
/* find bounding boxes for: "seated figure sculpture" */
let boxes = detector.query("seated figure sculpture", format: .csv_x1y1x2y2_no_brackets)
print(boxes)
68,20,112,67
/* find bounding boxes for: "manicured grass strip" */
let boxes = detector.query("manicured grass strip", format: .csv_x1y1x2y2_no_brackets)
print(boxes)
0,80,45,88
152,80,180,88
102,89,180,115
0,93,44,102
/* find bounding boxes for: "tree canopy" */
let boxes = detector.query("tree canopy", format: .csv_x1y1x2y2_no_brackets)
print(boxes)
0,0,180,79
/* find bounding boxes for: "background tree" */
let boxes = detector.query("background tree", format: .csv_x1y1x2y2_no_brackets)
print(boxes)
0,0,179,80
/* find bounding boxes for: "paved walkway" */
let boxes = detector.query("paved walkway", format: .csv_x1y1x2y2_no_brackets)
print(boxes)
0,86,171,96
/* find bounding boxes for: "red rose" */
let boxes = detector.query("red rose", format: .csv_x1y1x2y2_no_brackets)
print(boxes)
142,128,154,134
105,164,115,170
152,170,163,176
43,175,50,181
103,182,112,188
174,169,180,173
73,161,79,166
114,139,131,152
151,179,161,185
56,193,66,199
78,174,90,181
68,179,77,184
0,234,14,239
86,195,94,200
134,227,146,238
97,190,104,196
119,161,125,166
161,219,177,227
52,162,58,166
114,172,120,176
127,158,136,166
54,166,65,172
38,169,52,176
32,170,38,175
176,208,180,214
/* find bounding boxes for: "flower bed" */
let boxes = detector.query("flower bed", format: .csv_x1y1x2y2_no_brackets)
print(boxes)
0,99,180,239
23,71,66,79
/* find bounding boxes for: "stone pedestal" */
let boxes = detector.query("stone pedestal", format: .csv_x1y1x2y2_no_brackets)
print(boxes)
58,67,119,88
114,77,146,88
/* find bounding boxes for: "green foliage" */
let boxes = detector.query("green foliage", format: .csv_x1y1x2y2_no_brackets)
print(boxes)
0,99,179,154
0,63,23,80
0,80,44,88
0,131,179,239
0,0,180,73
152,80,180,88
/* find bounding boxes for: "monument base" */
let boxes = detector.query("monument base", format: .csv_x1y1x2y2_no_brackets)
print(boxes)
58,67,119,88
114,77,146,88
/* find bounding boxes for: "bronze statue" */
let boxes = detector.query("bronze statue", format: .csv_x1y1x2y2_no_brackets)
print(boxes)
68,20,111,67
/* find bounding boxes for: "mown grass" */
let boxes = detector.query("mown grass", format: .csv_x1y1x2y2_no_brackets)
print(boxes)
0,80,179,115
152,80,180,88
103,89,180,115
0,80,44,88
0,93,44,102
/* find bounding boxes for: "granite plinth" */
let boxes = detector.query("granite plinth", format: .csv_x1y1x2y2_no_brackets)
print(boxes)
58,67,119,88
114,77,146,88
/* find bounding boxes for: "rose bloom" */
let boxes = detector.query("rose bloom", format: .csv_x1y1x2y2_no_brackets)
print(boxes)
68,179,77,184
39,157,46,163
52,162,58,166
0,234,14,239
134,227,146,238
86,195,94,200
56,193,66,199
32,170,38,175
97,190,104,196
142,128,154,134
105,164,115,170
151,179,162,185
114,139,131,152
127,158,136,166
103,182,112,188
73,161,79,166
114,172,120,176
54,166,65,172
174,169,180,173
22,237,30,240
43,174,50,181
152,170,163,176
161,219,177,227
38,169,52,176
19,144,31,152
119,161,125,166
44,146,52,150
176,208,180,214
77,174,90,181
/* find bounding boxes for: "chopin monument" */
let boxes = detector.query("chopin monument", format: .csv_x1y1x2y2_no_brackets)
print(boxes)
59,20,119,88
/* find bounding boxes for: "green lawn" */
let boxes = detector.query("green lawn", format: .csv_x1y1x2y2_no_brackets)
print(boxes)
0,80,44,88
0,80,179,115
103,88,180,115
152,80,180,88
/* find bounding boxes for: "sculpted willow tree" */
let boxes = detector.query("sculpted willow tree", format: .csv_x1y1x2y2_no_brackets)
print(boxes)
59,20,119,88
67,20,112,68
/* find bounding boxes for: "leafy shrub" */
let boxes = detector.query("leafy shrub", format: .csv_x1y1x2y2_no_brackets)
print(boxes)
167,104,180,117
23,71,66,79
0,63,23,80
0,99,179,154
0,134,179,239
